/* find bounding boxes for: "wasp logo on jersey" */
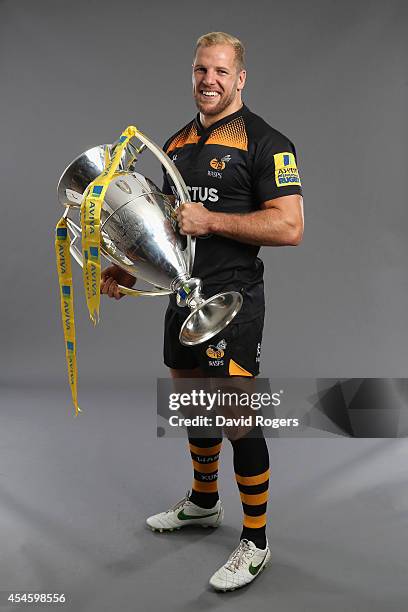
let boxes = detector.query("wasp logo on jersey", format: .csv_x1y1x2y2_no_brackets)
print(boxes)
208,155,231,180
209,155,231,171
274,152,301,187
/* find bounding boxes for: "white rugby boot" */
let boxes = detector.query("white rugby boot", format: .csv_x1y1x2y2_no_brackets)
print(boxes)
209,538,271,591
146,491,223,532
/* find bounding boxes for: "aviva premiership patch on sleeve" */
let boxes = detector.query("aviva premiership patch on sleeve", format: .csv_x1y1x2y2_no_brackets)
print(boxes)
274,152,301,187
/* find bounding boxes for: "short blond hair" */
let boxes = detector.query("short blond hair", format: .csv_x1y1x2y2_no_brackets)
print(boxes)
195,32,245,71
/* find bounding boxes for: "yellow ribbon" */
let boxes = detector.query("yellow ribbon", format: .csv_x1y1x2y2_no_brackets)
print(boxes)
80,126,139,324
55,126,139,414
55,216,80,415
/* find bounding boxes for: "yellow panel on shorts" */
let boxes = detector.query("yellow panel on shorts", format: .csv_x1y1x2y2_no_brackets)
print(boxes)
274,152,301,188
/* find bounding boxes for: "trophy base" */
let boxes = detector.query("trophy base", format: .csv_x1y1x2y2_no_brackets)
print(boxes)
179,291,243,346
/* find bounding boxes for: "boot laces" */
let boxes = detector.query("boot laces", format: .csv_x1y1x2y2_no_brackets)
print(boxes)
167,491,191,513
225,539,255,571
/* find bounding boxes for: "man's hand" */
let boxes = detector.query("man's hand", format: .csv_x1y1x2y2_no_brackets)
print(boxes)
100,264,136,300
176,202,213,236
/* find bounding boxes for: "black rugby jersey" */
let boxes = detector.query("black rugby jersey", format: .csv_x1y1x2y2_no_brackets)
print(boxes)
162,104,302,320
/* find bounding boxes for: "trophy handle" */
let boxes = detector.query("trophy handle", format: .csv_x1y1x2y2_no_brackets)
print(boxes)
65,214,171,297
126,130,195,275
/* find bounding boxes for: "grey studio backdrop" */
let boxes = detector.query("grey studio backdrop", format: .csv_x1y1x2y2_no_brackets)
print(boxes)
1,1,408,612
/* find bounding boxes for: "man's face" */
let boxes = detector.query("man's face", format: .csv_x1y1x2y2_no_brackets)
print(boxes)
192,44,246,117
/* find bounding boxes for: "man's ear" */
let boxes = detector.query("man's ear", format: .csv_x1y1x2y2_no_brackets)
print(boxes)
237,70,247,91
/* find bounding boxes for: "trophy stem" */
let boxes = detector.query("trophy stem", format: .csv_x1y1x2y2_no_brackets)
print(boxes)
185,291,206,311
172,275,243,345
179,290,243,346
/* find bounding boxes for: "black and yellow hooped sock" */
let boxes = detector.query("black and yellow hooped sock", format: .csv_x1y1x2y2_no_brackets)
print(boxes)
231,431,269,549
188,437,222,509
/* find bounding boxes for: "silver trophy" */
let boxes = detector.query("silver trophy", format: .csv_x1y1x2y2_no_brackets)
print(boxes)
57,131,242,345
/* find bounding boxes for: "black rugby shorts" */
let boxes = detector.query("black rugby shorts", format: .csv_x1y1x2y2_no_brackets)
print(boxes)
163,306,264,377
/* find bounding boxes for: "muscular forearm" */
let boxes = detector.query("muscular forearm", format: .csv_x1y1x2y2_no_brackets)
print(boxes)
208,208,302,247
176,196,304,246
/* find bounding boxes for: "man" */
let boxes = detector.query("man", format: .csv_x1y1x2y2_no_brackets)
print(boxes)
101,32,303,591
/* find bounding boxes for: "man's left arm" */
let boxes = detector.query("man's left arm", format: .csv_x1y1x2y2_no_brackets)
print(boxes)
176,194,304,246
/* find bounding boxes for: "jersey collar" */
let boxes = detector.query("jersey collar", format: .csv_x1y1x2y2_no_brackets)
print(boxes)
195,104,249,136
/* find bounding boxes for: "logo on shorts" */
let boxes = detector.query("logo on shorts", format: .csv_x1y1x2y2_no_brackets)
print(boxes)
206,339,227,360
256,342,262,363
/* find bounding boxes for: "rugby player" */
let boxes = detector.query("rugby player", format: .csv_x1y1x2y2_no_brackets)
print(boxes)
101,31,303,591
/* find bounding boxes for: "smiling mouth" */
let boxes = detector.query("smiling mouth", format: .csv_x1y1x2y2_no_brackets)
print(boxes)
199,90,221,99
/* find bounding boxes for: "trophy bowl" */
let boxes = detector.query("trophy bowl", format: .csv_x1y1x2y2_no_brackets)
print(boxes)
57,132,242,345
